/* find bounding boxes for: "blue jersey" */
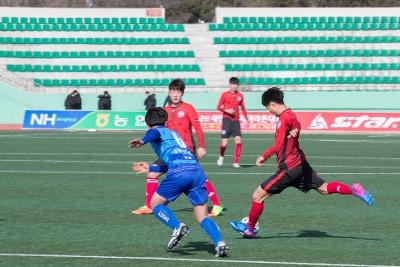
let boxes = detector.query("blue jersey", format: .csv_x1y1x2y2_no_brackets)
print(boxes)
141,126,197,171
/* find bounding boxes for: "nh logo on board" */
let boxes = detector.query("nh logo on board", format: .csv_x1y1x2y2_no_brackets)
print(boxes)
30,113,57,126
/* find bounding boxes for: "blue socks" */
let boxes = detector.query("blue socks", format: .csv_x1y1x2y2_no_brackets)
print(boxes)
200,217,223,246
153,205,181,230
153,205,224,247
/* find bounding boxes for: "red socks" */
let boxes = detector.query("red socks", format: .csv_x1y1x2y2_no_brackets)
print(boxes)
327,181,352,194
205,179,221,206
220,145,226,157
234,143,242,164
248,201,264,230
145,177,158,208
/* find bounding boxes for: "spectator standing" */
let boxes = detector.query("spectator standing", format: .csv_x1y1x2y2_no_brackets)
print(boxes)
98,91,112,110
64,90,82,110
144,91,157,110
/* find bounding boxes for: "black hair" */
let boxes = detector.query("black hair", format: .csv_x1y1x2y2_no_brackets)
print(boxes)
229,77,240,85
145,107,168,127
168,78,185,92
262,87,284,106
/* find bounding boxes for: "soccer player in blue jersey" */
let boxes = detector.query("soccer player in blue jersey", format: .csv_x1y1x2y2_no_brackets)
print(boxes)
128,107,229,257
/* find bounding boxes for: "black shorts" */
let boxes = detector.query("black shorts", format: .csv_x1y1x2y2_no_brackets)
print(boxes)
261,161,325,194
221,118,241,138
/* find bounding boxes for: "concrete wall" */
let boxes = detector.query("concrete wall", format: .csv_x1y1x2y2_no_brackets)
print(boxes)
1,82,399,124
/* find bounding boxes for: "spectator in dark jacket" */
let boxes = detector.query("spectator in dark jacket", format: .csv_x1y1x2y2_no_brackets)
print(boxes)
144,91,156,110
98,91,112,110
64,90,82,110
163,95,172,107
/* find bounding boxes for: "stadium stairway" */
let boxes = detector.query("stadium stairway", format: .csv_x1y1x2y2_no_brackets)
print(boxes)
184,24,229,89
0,12,399,93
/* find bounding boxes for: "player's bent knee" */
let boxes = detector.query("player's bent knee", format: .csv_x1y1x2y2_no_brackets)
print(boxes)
316,183,329,195
252,186,269,202
150,193,168,209
193,203,208,223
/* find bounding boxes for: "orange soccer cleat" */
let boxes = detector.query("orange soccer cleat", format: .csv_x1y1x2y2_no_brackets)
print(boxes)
131,205,153,215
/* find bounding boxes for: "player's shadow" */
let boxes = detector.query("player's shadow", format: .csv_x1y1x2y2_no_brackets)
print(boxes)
239,164,257,168
167,241,215,256
173,207,229,214
237,230,381,241
172,207,194,213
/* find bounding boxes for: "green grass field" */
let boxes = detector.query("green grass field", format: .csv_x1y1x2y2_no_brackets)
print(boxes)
0,131,399,267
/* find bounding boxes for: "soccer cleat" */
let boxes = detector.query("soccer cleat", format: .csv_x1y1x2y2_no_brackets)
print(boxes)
131,205,153,215
167,223,189,249
233,163,240,168
351,183,374,206
208,205,224,216
217,156,224,166
215,241,229,257
229,221,255,238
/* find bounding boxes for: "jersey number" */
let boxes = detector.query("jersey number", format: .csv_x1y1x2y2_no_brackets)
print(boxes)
172,132,187,148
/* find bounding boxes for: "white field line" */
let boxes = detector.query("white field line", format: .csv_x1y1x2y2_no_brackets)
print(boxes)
1,133,400,143
1,159,400,169
0,170,399,175
0,253,398,267
1,152,400,160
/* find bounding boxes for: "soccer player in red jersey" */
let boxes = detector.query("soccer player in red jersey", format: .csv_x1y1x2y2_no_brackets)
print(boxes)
216,77,248,168
132,79,224,216
230,87,374,237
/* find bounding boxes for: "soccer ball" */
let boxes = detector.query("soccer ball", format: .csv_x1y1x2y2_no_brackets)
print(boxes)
240,216,259,235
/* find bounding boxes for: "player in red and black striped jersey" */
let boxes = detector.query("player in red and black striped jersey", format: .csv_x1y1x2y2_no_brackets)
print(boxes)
230,87,374,238
216,77,248,168
132,79,224,216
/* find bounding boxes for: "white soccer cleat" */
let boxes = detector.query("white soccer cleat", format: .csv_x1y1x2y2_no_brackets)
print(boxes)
167,223,189,249
215,241,229,257
217,156,224,166
233,163,240,168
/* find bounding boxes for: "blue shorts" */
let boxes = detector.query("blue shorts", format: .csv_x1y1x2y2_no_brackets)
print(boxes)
156,165,208,206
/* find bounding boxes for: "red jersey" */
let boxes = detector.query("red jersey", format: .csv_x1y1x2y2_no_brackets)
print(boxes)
217,90,248,121
262,109,306,171
164,101,205,152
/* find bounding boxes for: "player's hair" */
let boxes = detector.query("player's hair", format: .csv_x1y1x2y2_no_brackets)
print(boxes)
168,78,185,92
145,107,168,127
262,87,284,106
229,77,240,85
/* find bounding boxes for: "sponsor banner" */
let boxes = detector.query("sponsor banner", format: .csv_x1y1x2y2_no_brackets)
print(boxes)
23,110,400,132
198,111,400,133
198,111,278,131
70,111,147,130
301,111,400,132
23,110,91,129
23,110,147,130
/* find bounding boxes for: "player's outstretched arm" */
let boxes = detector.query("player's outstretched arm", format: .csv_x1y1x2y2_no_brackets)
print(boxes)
257,145,276,166
128,139,144,148
197,147,206,158
132,162,150,174
256,156,266,166
287,128,299,138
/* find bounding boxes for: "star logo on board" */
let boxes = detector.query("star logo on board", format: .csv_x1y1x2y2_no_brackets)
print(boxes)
308,114,328,129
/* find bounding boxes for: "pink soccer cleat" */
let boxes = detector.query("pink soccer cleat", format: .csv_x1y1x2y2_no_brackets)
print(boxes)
351,183,374,206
